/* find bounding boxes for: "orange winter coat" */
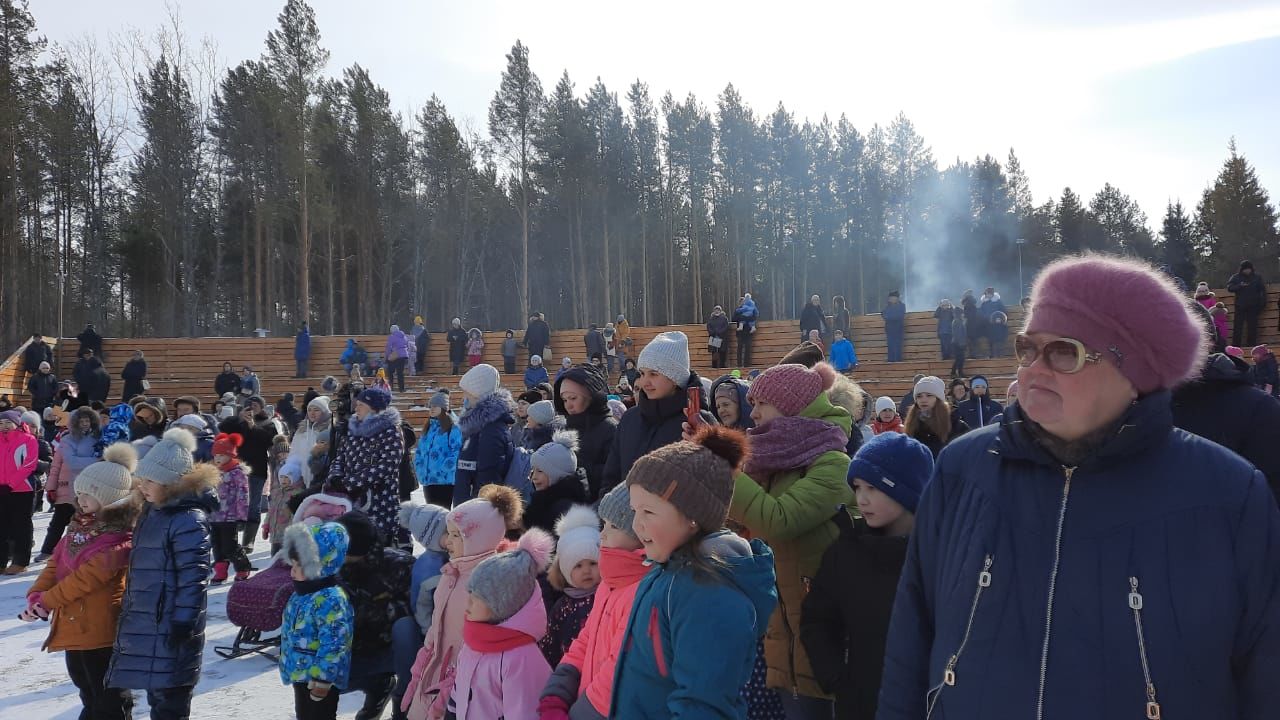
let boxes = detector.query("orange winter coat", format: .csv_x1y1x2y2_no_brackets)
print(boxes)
27,501,137,652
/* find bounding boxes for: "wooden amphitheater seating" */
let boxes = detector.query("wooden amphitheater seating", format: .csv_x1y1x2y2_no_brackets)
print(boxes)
1,288,1274,429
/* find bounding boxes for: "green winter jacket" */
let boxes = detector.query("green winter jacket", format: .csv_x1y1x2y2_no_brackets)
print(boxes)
730,393,853,699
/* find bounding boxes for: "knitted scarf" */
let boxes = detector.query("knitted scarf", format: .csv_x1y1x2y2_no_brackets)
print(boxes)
463,618,537,652
59,512,131,579
744,415,849,477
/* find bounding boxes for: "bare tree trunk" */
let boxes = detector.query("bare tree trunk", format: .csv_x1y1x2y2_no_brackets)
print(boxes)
253,202,264,331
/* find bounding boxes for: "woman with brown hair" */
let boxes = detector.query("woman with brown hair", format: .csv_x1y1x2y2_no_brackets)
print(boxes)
903,375,968,458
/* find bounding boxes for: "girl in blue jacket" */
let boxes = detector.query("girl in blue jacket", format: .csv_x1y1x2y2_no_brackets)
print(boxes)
279,522,354,720
611,426,778,719
414,392,461,508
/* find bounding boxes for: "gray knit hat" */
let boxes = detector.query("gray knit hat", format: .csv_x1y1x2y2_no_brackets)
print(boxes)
428,390,451,411
398,501,449,553
134,428,197,485
467,527,554,622
637,331,691,388
75,442,137,508
530,430,578,483
597,483,638,540
527,400,556,427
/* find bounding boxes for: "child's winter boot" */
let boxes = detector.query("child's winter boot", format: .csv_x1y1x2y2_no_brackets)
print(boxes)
211,560,230,584
234,567,251,582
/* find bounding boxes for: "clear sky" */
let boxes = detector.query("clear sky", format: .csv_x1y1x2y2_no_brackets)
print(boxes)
36,0,1280,225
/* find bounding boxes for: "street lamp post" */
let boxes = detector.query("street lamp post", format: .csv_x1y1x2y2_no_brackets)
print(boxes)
1015,238,1027,300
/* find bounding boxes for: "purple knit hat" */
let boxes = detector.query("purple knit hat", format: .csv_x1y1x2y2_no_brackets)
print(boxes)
1025,255,1206,394
747,362,838,417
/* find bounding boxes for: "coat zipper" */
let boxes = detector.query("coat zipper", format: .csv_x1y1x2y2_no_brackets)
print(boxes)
925,554,994,720
1035,466,1075,720
1128,577,1161,720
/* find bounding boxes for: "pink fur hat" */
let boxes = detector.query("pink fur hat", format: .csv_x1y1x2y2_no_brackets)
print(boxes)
1025,254,1206,394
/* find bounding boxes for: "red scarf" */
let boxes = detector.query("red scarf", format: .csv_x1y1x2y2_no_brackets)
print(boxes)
599,547,649,591
463,618,536,652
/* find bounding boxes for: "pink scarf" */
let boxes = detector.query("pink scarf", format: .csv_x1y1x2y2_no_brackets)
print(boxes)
744,415,848,477
463,619,537,652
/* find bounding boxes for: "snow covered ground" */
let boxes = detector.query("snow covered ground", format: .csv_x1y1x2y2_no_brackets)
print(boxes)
0,506,384,718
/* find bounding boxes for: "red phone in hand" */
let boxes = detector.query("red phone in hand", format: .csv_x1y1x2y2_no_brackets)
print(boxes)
686,385,703,426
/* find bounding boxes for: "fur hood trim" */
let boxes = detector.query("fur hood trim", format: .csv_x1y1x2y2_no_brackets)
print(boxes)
153,463,220,509
459,389,515,438
348,405,402,438
69,406,102,438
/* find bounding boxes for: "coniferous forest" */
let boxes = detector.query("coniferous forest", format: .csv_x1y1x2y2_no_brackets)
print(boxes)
1,0,1277,348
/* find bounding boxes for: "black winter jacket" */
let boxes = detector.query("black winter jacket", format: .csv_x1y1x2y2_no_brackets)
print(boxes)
956,392,1003,429
801,515,909,720
121,359,148,401
108,466,216,690
340,545,414,657
523,467,590,535
554,366,618,500
27,372,58,410
218,415,276,479
1227,271,1267,312
214,370,241,397
523,319,551,356
23,341,52,374
800,303,827,335
1173,353,1280,503
446,327,468,363
601,371,715,495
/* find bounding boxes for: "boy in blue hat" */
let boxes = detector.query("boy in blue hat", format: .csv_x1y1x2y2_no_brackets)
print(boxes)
799,432,934,720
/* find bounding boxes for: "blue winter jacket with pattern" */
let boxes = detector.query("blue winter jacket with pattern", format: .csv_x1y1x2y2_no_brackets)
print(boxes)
279,522,354,689
107,465,216,690
877,392,1280,720
413,416,461,487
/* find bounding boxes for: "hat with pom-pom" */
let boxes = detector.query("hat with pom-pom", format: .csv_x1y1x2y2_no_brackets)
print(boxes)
748,362,838,417
75,442,138,508
398,501,449,553
448,484,524,557
554,505,602,582
626,424,749,533
212,432,243,460
135,428,197,485
355,385,392,412
530,429,578,482
467,527,554,622
1025,254,1206,394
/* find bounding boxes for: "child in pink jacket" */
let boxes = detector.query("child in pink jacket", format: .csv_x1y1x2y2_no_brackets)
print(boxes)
538,484,648,720
444,527,554,719
403,484,523,720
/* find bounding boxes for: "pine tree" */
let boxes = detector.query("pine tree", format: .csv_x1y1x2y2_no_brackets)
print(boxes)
1056,187,1087,254
1159,201,1197,288
488,40,543,321
1196,138,1279,280
265,0,328,325
1006,148,1033,218
1088,182,1155,259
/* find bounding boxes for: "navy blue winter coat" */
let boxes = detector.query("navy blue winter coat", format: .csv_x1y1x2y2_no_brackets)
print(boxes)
452,390,515,504
295,327,312,360
954,382,1002,428
878,392,1280,720
108,465,216,691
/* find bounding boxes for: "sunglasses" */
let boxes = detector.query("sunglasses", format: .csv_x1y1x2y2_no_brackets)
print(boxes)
1014,334,1104,374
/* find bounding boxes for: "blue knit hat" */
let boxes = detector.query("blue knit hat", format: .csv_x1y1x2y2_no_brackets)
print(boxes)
847,432,934,513
356,385,392,412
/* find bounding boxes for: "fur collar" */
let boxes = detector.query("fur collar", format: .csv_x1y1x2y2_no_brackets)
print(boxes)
459,390,515,437
348,406,402,438
152,464,220,511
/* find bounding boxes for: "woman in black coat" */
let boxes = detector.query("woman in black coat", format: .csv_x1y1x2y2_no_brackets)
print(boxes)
800,294,827,343
553,366,618,500
446,318,468,375
121,351,148,402
214,362,241,397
